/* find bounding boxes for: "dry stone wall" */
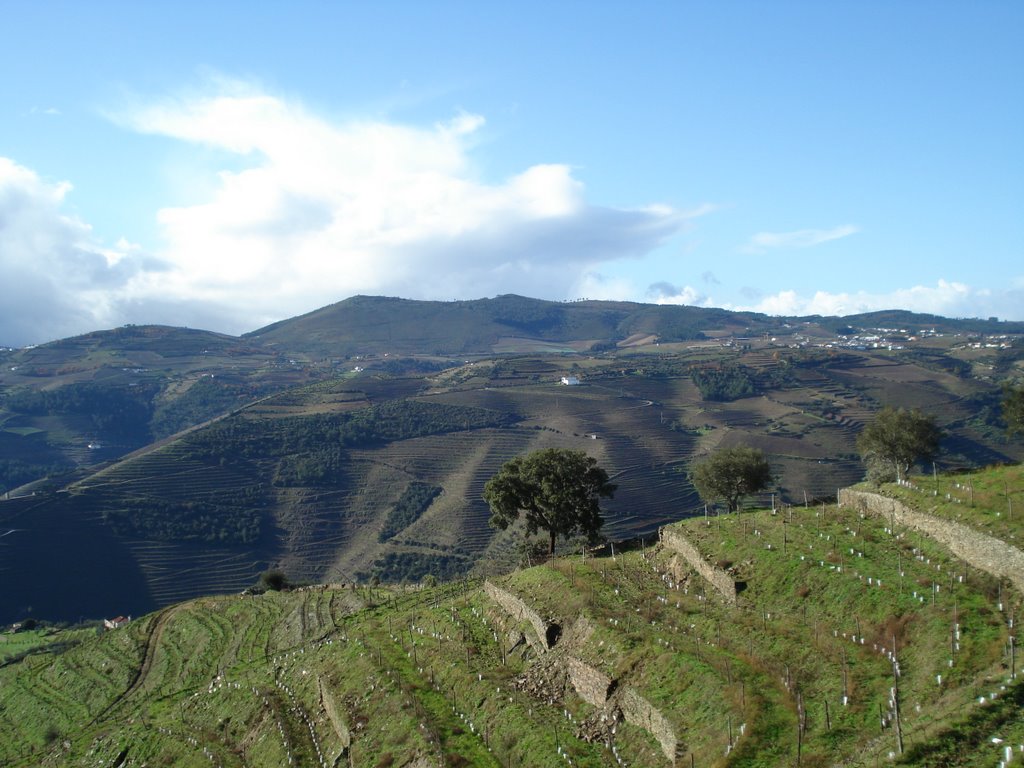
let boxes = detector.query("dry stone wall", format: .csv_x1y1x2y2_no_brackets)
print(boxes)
619,686,679,763
839,489,1024,595
660,527,738,604
484,581,555,651
564,656,678,763
484,582,679,764
565,656,612,707
318,677,351,750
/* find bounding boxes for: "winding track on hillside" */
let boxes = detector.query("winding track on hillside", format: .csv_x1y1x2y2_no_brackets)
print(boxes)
67,392,282,491
89,603,182,726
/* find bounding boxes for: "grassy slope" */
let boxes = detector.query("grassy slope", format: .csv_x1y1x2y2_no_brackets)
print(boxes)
2,464,1021,767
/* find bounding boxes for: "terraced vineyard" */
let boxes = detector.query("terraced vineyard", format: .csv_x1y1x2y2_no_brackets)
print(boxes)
4,336,1022,626
2,465,1021,767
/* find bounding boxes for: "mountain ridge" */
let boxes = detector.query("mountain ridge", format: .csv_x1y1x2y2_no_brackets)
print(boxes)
1,294,1021,625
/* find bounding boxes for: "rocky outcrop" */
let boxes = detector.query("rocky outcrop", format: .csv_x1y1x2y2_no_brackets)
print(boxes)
660,526,739,604
839,489,1024,594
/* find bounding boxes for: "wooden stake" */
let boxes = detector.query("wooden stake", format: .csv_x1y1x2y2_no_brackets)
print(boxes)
892,635,904,754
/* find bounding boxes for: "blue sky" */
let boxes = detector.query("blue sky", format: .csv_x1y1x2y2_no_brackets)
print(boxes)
1,1,1021,345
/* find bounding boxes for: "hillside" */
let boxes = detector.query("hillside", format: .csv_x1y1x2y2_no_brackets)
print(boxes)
245,294,765,358
3,296,1021,501
1,464,1021,767
1,296,1022,625
247,295,1024,360
3,338,1022,626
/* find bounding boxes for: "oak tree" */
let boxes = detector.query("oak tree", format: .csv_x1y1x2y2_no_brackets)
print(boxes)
483,448,616,556
857,406,942,483
690,446,773,512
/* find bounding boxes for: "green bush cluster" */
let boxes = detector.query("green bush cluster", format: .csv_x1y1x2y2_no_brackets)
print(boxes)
184,399,514,466
100,492,264,544
151,376,266,437
378,482,442,542
690,364,757,401
5,381,158,443
358,551,466,583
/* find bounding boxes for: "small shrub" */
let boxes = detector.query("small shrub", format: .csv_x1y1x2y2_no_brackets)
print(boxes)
259,569,288,591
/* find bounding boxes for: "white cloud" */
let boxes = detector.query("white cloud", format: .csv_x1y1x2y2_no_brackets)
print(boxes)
0,158,156,345
738,280,1024,320
648,283,713,307
741,224,859,253
113,82,688,332
639,277,1024,322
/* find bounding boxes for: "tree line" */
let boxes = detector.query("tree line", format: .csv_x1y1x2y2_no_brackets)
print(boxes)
482,388,1023,556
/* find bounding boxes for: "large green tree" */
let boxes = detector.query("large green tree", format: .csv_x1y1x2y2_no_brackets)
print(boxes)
857,406,942,483
690,446,773,512
483,448,616,556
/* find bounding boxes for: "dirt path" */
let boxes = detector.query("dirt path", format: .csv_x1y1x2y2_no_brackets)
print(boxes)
123,604,180,700
90,604,181,725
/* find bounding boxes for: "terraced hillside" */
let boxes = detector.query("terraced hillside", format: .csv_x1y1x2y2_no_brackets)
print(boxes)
1,464,1021,767
4,338,1023,626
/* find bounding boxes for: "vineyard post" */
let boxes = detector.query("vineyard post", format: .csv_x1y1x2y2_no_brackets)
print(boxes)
892,634,904,754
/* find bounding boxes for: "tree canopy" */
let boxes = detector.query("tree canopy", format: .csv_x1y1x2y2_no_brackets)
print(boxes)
856,406,942,483
689,446,773,512
482,448,616,556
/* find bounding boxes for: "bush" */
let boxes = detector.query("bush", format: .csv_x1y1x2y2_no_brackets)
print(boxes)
259,569,288,591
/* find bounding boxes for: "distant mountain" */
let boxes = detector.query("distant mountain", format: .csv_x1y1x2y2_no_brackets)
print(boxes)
810,309,1024,335
245,294,767,357
246,295,1024,359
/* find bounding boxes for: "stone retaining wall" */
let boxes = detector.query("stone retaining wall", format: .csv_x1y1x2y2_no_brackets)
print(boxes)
565,656,678,763
484,582,679,763
484,581,555,651
565,656,612,707
318,676,351,750
660,527,738,605
838,489,1024,595
620,685,679,762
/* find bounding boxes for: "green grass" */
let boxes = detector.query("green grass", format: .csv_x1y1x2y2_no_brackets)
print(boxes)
0,626,92,663
2,463,1023,767
867,463,1024,545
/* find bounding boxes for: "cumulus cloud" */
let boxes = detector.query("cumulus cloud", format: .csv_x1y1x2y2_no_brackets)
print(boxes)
0,158,157,345
647,283,712,307
741,224,859,253
640,277,1024,322
111,83,688,331
738,280,1024,320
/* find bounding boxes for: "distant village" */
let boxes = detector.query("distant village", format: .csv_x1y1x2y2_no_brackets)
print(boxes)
720,325,1020,353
